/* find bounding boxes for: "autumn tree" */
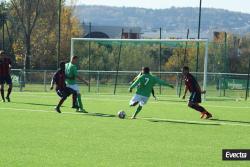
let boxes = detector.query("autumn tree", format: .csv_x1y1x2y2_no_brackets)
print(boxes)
10,0,41,70
9,0,83,69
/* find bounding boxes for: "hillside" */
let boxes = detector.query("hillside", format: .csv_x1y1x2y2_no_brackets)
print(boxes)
74,5,250,37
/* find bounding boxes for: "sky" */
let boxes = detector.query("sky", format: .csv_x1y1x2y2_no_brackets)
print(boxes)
66,0,250,14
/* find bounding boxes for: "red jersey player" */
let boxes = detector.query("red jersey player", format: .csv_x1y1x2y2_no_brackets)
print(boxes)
182,66,212,119
0,50,12,102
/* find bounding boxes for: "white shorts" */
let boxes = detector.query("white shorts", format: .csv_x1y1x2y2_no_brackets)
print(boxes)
66,84,80,94
129,94,149,106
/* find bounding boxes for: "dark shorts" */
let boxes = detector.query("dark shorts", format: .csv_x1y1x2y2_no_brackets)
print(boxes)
189,92,201,103
0,75,12,85
56,87,76,99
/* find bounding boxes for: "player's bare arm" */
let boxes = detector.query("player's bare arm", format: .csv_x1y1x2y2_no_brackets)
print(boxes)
182,86,188,99
201,90,206,94
77,76,89,86
50,76,55,90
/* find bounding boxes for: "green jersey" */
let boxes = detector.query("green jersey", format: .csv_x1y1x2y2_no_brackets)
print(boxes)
130,73,172,97
65,62,78,85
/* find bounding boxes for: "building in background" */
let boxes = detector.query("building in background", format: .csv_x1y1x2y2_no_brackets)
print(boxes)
83,24,142,39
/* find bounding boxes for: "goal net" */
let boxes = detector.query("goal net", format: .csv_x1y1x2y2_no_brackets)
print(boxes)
70,38,209,98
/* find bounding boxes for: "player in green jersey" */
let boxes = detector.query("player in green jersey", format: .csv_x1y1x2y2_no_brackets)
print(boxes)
129,67,174,119
130,68,157,100
65,56,89,112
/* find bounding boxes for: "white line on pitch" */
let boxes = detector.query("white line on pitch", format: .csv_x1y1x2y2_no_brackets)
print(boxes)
0,107,250,127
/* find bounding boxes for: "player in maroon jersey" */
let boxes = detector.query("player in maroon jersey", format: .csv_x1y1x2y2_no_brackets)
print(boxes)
50,62,77,113
182,66,212,119
0,50,12,102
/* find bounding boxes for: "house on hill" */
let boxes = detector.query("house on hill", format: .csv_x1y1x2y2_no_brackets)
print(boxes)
83,24,142,39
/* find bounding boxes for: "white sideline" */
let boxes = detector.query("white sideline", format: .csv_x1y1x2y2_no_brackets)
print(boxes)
0,107,250,127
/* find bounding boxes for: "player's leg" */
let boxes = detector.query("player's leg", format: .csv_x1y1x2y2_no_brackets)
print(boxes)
131,105,142,119
55,90,66,113
188,102,212,119
194,92,212,119
55,97,65,113
72,93,78,109
77,94,87,112
0,81,5,102
129,94,139,107
188,102,206,113
131,95,148,119
188,92,212,119
5,75,12,102
74,85,87,113
67,84,86,112
152,88,157,100
130,101,138,106
69,88,78,109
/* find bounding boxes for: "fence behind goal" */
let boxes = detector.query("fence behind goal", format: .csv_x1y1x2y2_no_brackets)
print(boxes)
12,69,249,100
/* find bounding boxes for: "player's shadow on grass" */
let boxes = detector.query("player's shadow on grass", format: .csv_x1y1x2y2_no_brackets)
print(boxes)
210,118,250,124
156,99,187,103
12,102,56,107
206,98,236,102
84,112,116,118
147,119,220,126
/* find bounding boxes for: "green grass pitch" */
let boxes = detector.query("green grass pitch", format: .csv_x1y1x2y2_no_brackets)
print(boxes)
0,91,250,167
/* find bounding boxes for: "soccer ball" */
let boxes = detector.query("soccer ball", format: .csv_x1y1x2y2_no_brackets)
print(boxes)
118,110,126,119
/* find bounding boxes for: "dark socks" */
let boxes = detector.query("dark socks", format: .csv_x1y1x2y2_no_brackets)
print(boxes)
77,94,83,110
72,94,77,107
152,89,155,97
189,104,206,113
57,98,65,108
0,89,4,101
7,87,12,98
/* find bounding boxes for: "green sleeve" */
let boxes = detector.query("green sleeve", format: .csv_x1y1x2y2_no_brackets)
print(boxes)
130,77,141,89
155,77,172,87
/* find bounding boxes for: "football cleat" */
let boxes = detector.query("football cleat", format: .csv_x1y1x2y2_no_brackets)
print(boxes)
54,107,61,113
6,96,10,102
205,112,213,119
77,108,88,113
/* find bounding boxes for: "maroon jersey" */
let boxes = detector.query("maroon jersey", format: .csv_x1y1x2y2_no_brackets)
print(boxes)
184,73,201,93
0,58,11,76
52,70,66,90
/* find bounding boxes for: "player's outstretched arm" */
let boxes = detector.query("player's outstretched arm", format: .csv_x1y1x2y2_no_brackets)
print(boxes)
156,77,174,88
77,76,89,86
50,75,55,90
201,90,206,94
182,86,188,99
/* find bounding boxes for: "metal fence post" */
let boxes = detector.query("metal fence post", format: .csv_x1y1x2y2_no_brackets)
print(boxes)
97,71,100,93
19,69,23,92
44,70,47,92
176,73,179,96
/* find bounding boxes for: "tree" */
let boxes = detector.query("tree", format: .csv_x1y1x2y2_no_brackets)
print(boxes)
9,0,83,69
10,0,41,70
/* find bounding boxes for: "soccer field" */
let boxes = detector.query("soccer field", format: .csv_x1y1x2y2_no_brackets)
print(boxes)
0,91,250,167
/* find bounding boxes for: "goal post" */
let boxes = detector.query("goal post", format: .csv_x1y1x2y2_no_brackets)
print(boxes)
70,38,209,99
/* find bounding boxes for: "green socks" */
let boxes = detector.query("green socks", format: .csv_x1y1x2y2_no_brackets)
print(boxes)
77,94,83,110
133,105,142,118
